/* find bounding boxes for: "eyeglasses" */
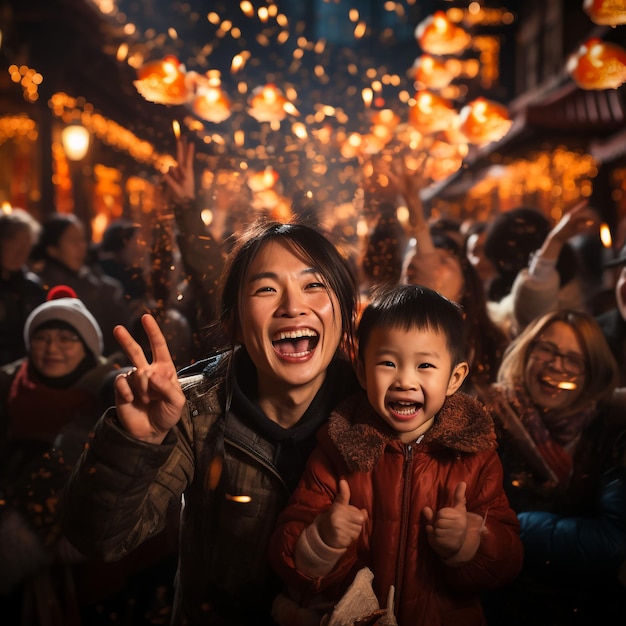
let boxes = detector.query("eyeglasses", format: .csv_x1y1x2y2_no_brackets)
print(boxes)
30,330,82,350
529,340,586,376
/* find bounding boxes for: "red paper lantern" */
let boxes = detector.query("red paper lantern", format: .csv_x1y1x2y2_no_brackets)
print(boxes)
340,133,363,159
133,55,190,105
248,84,294,123
415,11,471,56
408,90,457,134
583,0,626,26
192,83,232,123
248,167,279,192
458,97,512,145
567,38,626,90
410,55,454,90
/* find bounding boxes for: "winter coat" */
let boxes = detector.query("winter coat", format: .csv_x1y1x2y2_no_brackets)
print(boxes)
0,353,119,596
596,307,626,387
269,391,523,626
484,385,626,579
481,386,626,625
61,349,359,626
0,269,45,366
487,253,587,340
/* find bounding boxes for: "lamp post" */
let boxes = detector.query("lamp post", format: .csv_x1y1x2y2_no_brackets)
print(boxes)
61,123,92,237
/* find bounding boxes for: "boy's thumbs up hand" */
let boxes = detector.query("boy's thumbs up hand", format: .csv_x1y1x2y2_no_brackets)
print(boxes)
423,482,469,559
318,479,368,549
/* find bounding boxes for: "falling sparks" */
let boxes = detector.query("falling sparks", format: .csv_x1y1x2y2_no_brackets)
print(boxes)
172,120,180,139
74,0,524,221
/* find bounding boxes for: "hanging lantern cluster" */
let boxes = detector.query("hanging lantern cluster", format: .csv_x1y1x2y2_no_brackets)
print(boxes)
567,38,626,90
405,6,513,180
133,57,299,126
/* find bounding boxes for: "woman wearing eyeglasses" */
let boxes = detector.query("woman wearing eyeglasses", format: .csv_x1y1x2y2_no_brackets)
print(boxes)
0,287,124,623
480,309,626,625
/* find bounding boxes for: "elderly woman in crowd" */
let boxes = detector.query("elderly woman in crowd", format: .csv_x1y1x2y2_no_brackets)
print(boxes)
0,287,121,624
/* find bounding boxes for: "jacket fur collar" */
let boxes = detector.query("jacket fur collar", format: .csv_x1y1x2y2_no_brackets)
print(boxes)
327,391,497,472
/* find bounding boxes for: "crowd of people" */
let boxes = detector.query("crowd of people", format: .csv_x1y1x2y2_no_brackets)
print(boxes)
0,137,625,626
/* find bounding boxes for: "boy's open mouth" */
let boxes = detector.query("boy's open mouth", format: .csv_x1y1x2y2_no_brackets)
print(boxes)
272,329,319,357
389,401,422,416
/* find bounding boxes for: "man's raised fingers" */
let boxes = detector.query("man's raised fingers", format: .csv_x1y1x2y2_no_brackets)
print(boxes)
113,324,150,369
142,314,176,366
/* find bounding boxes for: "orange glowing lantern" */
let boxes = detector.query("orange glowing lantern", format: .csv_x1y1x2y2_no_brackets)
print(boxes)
192,83,232,123
423,152,464,181
133,55,190,105
583,0,626,26
269,195,293,223
247,84,295,123
248,167,279,192
410,55,455,90
370,109,400,128
458,97,512,146
408,90,457,134
428,137,468,160
369,109,400,148
567,39,626,90
360,133,388,155
415,11,471,56
340,133,363,159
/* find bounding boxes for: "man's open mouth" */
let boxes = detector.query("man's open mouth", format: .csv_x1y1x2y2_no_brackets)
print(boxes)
272,329,319,357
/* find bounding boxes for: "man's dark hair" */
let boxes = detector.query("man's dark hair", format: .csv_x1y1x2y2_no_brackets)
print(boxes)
219,219,358,358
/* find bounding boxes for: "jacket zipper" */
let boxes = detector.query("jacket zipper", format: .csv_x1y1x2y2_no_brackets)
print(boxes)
394,442,413,613
395,434,424,615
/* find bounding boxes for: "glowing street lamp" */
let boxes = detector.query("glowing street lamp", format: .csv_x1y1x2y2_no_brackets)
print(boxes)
61,124,90,161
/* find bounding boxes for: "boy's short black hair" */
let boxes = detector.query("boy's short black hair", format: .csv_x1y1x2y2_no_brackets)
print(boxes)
357,284,467,366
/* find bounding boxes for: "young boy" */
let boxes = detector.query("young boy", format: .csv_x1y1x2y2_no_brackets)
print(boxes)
269,284,523,626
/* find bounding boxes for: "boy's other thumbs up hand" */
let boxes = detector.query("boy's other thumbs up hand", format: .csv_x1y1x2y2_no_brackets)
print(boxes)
318,479,368,549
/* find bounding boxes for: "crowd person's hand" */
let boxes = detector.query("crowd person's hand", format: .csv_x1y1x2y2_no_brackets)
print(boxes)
423,482,484,565
113,314,186,445
163,137,196,202
385,156,437,258
539,200,600,260
317,479,368,549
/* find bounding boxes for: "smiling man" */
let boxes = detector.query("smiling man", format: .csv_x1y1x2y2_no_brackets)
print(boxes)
61,149,361,626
